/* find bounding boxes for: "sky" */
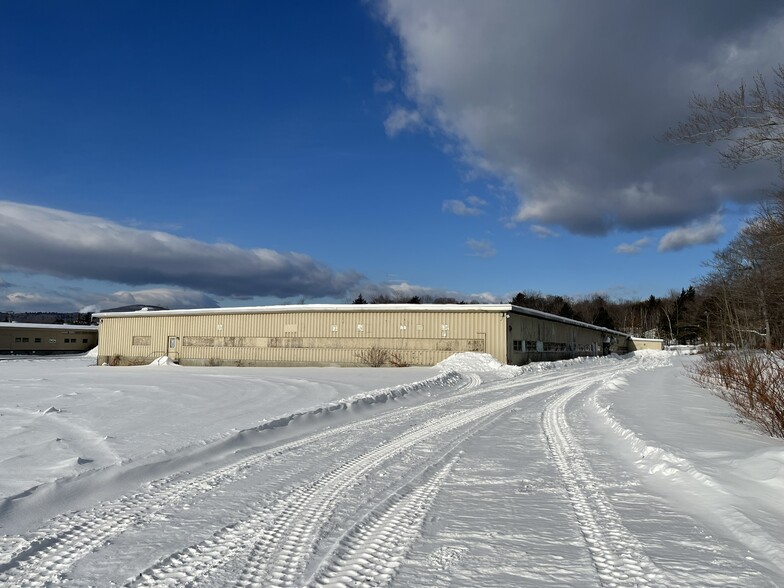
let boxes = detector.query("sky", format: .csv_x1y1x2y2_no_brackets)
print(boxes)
1,1,783,313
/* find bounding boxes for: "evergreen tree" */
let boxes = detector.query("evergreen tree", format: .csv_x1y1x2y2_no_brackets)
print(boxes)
593,306,616,330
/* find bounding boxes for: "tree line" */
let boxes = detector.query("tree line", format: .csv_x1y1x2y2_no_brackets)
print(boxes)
665,65,784,351
352,289,707,344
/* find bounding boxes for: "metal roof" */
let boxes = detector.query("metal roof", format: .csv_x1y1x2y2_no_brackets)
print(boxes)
93,303,630,338
0,322,98,331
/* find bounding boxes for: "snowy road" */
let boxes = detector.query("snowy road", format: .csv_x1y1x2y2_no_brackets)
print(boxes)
1,352,782,586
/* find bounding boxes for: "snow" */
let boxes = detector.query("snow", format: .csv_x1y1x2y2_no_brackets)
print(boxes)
0,350,782,586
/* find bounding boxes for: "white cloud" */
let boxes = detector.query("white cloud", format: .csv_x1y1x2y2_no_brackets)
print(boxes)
4,291,75,311
79,288,220,313
466,238,496,258
658,215,725,252
383,107,423,137
381,1,784,234
358,280,502,303
530,225,559,239
0,201,363,299
615,237,651,254
3,286,219,313
442,196,486,216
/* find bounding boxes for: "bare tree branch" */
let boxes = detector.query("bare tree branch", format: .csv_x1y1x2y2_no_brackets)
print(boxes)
664,68,784,172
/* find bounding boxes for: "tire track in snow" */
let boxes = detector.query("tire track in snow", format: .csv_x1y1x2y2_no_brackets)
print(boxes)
128,365,627,587
542,380,668,587
127,392,540,587
310,456,458,587
0,357,632,586
126,365,615,586
0,375,467,586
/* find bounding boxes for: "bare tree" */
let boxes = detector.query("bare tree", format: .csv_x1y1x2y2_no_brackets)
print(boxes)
697,192,784,350
666,66,784,350
664,66,784,173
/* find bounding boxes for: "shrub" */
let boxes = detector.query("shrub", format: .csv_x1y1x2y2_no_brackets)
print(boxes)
356,347,389,367
388,352,409,367
690,351,784,437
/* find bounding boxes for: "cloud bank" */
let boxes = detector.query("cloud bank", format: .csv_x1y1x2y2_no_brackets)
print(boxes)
658,215,725,252
2,286,219,314
381,0,784,237
357,280,500,304
0,201,363,299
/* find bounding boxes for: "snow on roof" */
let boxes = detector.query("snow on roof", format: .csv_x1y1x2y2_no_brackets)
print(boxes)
94,303,511,318
0,322,98,331
94,303,630,337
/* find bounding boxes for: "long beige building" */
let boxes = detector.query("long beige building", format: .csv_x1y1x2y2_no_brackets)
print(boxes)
0,322,98,355
94,304,642,367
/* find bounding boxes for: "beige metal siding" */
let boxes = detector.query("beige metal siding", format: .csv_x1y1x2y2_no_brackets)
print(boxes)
629,338,664,351
0,325,98,354
97,305,630,367
505,313,625,364
97,309,507,367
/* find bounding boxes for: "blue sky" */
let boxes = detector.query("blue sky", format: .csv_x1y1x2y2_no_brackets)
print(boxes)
1,1,782,312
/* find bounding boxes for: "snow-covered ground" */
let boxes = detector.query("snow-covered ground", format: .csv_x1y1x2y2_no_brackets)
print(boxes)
0,351,782,586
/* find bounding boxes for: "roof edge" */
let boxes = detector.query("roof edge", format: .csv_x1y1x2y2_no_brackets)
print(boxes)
0,322,98,331
93,303,514,319
93,303,630,338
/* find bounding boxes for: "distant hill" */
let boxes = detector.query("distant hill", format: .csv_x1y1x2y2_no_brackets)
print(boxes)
1,305,169,325
99,304,169,313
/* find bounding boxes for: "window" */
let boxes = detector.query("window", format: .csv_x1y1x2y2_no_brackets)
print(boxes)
35,338,42,343
22,337,29,342
543,342,567,352
82,338,88,343
132,336,151,346
513,340,523,352
15,337,21,342
49,338,57,344
183,336,216,347
525,341,538,352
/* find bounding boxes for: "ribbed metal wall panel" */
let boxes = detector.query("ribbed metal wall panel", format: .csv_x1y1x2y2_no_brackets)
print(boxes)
97,308,506,366
1,325,97,354
97,306,625,367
